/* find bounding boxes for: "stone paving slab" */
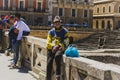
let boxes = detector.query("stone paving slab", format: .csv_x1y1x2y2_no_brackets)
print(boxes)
0,53,36,80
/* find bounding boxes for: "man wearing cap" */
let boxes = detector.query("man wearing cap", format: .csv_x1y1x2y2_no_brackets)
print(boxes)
46,16,70,80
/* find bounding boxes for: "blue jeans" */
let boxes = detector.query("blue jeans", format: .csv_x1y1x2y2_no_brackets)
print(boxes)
13,40,21,65
8,37,12,49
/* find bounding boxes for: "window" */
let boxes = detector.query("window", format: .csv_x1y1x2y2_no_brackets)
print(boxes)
109,6,111,13
85,0,88,2
37,2,41,11
84,10,88,17
28,0,33,7
117,21,120,28
13,0,16,7
103,7,105,13
4,0,8,9
59,8,63,16
97,8,99,13
96,20,98,29
107,21,111,29
119,7,120,13
72,9,76,17
102,20,105,29
20,1,24,10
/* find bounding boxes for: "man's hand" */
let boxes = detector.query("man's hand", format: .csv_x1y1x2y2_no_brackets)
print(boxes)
59,46,65,52
52,45,60,54
14,28,19,34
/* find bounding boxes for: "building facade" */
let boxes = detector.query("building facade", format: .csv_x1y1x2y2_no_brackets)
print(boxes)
0,0,94,27
48,0,94,28
93,0,120,30
0,0,48,26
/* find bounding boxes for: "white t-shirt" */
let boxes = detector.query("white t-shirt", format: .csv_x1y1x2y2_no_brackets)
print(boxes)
15,20,30,40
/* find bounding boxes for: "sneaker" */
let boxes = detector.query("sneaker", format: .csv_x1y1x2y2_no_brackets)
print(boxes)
8,62,15,67
8,63,19,69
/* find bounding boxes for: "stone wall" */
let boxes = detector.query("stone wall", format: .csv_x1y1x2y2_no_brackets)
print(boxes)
4,35,120,80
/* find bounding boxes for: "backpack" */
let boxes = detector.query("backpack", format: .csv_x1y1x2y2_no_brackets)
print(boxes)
64,45,79,57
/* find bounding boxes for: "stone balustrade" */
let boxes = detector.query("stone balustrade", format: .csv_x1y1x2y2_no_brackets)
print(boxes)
3,35,120,80
20,36,47,80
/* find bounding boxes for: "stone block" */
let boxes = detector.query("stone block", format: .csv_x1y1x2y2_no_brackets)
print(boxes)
29,71,39,79
87,64,110,80
39,71,46,80
111,71,120,80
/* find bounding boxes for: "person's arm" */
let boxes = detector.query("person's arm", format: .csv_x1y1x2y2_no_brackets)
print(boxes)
46,33,53,50
59,31,70,51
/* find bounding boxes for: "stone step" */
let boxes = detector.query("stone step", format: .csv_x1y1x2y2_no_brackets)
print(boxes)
29,71,39,79
76,32,120,49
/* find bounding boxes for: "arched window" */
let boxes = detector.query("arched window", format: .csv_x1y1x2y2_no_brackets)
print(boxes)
107,20,111,30
84,10,88,17
102,20,105,29
103,7,105,13
97,8,99,13
109,6,111,13
72,9,76,17
59,8,63,16
96,20,98,29
119,6,120,13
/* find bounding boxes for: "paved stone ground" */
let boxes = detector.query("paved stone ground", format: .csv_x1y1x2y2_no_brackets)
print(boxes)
0,53,36,80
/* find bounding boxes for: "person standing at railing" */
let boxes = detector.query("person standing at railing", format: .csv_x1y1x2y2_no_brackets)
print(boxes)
8,13,30,68
0,15,8,53
0,20,4,53
46,16,70,80
6,15,18,52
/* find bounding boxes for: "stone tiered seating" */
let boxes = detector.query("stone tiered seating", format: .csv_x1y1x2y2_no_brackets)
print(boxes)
76,31,120,50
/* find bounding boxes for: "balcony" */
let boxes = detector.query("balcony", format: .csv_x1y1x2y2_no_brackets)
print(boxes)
27,8,34,12
34,8,46,13
0,7,47,13
18,8,27,11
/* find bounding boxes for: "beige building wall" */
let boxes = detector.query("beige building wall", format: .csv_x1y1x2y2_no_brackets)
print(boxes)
49,0,94,28
93,0,120,30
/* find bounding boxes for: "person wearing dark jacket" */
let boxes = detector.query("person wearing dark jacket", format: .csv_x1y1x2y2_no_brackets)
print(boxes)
46,16,69,80
7,15,17,50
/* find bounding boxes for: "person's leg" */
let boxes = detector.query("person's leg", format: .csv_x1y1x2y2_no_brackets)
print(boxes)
7,37,12,49
13,40,21,66
0,30,2,51
11,39,14,52
0,31,5,52
46,50,54,80
0,30,2,43
55,50,63,80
